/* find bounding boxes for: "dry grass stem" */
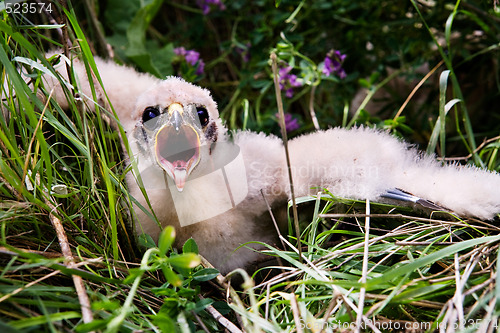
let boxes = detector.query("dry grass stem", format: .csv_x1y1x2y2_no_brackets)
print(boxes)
200,295,243,333
47,202,94,324
270,51,302,261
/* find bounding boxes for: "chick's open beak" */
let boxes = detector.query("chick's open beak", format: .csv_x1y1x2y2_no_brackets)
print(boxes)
154,103,201,192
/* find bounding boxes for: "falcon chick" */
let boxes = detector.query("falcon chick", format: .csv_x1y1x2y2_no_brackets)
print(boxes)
44,52,500,274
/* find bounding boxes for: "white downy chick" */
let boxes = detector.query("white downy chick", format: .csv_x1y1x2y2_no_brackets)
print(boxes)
43,52,500,274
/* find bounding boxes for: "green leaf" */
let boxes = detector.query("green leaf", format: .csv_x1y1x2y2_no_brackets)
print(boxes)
392,282,449,302
358,78,371,88
9,312,81,329
212,301,232,316
159,298,184,318
444,98,461,113
152,312,176,333
137,233,156,249
151,43,175,78
12,56,55,78
177,287,197,298
445,10,457,52
103,0,141,35
76,319,110,333
193,298,213,313
151,284,178,296
91,300,121,311
427,70,456,156
125,0,165,76
182,238,199,255
193,268,219,282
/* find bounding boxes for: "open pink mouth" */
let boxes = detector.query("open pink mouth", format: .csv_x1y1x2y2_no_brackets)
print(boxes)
155,125,201,191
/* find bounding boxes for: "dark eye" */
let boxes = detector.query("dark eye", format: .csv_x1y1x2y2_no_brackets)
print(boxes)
197,106,209,127
142,106,160,123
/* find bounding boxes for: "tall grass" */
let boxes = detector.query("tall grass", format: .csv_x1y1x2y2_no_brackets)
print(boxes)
0,7,137,330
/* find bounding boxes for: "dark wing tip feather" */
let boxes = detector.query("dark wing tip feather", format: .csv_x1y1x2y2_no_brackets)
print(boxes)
381,188,449,212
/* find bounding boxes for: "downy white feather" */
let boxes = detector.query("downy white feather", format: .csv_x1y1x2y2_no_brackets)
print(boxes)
39,51,500,274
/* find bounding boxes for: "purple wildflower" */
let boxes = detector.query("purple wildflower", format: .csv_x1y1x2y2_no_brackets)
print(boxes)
174,47,186,55
185,50,200,66
197,0,226,15
322,50,346,79
276,112,300,132
174,47,205,76
278,65,302,98
195,60,205,76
